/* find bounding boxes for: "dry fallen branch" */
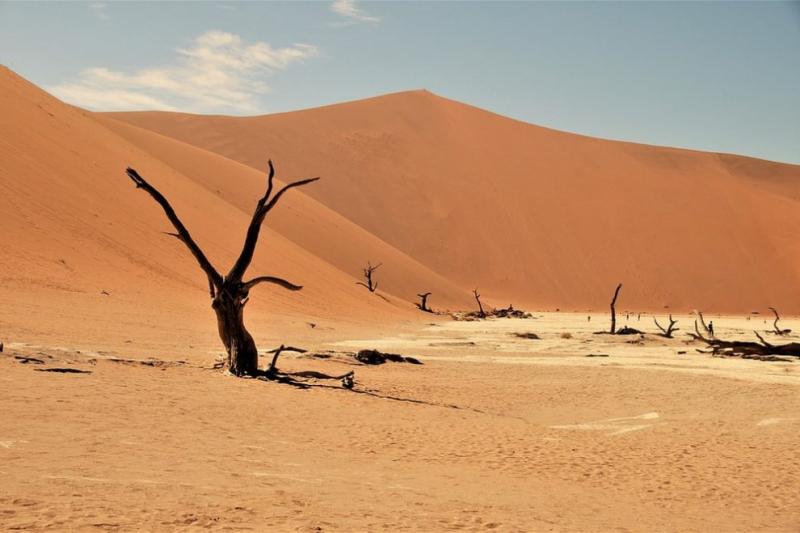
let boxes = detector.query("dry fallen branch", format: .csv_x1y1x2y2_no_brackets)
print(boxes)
259,344,355,388
355,349,423,365
688,321,800,361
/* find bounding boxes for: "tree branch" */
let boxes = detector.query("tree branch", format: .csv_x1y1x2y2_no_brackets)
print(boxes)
264,345,307,375
126,168,222,294
227,161,319,283
243,276,303,292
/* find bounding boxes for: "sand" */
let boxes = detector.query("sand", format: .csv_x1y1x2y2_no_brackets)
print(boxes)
3,65,800,531
2,313,799,532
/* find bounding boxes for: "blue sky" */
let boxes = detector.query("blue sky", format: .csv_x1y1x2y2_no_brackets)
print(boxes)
1,1,798,163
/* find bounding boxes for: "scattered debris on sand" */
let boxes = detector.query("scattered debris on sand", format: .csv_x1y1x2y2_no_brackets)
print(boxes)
34,367,92,374
355,349,423,365
452,305,533,321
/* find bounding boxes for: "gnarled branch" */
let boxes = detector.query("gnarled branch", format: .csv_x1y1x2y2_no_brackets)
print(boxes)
126,167,222,296
227,160,319,283
653,314,679,338
243,276,302,292
768,307,791,335
264,344,307,376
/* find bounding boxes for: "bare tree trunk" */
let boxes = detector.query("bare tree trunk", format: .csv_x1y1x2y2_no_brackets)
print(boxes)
609,283,622,334
416,292,432,313
213,288,258,375
473,289,486,318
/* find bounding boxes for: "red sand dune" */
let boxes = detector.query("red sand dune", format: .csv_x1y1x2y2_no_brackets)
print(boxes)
0,66,470,355
107,90,800,313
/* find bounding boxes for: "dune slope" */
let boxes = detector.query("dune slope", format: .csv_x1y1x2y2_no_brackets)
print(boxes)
0,67,467,358
109,91,800,313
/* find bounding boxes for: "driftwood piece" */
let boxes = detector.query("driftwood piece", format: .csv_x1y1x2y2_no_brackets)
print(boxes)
688,321,800,360
35,368,92,374
616,326,644,335
259,344,355,388
451,304,532,321
355,349,423,365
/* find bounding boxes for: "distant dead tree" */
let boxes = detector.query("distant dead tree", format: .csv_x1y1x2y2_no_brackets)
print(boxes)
653,314,679,338
609,283,622,334
768,307,791,335
125,161,317,377
689,322,800,361
472,289,486,318
416,292,433,313
696,311,714,339
356,261,381,292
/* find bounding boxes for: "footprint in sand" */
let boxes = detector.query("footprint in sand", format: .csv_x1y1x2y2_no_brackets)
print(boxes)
550,412,660,436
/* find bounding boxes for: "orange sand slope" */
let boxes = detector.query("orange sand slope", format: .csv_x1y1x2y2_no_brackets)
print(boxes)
109,91,800,314
0,66,470,355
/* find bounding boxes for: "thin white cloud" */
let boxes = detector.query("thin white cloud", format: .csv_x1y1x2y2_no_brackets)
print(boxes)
48,31,318,114
331,0,380,23
89,2,110,20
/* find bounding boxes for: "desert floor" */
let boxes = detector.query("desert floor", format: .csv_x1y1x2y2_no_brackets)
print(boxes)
2,313,799,532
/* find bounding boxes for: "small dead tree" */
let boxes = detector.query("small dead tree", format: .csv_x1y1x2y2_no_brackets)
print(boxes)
696,311,714,339
473,289,486,318
416,292,433,313
609,283,622,334
653,315,679,338
768,307,791,335
125,161,317,377
356,261,381,292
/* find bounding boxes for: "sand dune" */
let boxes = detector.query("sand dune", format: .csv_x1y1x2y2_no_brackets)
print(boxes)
0,67,469,357
108,91,800,313
3,65,800,532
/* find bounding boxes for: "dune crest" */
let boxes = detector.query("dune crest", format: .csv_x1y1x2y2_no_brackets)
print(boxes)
107,89,800,313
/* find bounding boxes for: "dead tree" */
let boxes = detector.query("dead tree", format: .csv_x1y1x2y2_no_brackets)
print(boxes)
653,315,679,338
768,307,791,335
125,161,317,377
695,311,712,337
416,292,433,313
609,283,622,334
473,289,486,318
356,261,381,292
688,321,800,360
